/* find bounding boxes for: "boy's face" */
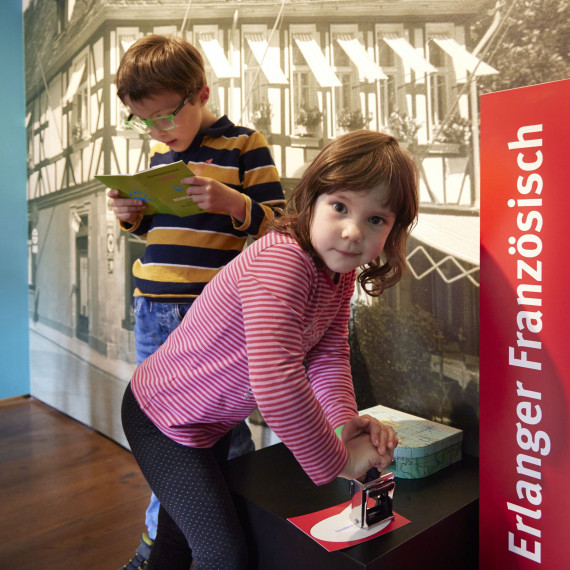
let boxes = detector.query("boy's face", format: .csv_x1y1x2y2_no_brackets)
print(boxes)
125,89,209,153
309,185,396,278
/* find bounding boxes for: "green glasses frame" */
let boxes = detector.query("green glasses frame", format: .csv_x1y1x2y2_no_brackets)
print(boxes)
124,92,193,134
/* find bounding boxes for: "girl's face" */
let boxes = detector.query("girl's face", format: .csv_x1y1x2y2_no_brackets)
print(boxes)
309,186,396,278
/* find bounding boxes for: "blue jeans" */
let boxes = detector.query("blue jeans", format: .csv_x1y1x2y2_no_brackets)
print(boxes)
133,296,193,366
133,297,255,540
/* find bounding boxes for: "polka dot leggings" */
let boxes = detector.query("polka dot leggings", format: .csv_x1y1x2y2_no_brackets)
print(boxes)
122,383,248,570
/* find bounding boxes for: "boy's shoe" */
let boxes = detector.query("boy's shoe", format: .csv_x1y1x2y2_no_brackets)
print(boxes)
120,533,153,570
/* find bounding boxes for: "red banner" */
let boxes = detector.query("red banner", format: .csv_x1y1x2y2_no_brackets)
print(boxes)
480,79,570,568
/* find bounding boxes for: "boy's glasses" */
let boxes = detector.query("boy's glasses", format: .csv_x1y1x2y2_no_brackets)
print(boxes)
124,92,193,134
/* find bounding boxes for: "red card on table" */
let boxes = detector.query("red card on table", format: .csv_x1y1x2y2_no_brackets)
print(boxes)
288,499,410,552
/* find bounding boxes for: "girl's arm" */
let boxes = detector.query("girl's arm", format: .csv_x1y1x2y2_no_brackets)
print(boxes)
306,295,398,463
238,244,351,485
303,277,357,429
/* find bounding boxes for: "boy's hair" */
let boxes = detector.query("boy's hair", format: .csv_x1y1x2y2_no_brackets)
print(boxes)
116,35,206,103
273,130,419,296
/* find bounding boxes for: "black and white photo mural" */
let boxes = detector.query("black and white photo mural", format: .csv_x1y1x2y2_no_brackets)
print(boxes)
24,0,569,454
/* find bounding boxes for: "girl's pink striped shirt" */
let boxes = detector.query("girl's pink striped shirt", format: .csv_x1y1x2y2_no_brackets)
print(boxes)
131,231,358,485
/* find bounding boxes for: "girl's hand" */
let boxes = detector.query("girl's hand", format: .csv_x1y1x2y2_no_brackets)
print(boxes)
341,414,398,465
338,432,389,480
182,176,246,222
107,189,146,224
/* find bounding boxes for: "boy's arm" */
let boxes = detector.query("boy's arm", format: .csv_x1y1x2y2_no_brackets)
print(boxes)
183,177,249,222
107,189,146,226
183,131,285,236
237,131,285,237
107,188,152,235
106,142,169,235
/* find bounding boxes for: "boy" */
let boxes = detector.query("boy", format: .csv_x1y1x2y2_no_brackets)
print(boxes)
108,34,285,569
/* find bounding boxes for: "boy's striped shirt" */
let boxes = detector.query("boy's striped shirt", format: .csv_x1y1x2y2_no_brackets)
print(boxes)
123,116,285,302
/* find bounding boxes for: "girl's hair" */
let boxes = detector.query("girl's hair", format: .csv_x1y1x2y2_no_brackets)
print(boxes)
116,35,206,103
272,130,419,296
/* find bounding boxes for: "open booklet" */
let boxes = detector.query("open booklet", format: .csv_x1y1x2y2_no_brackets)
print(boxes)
96,161,204,217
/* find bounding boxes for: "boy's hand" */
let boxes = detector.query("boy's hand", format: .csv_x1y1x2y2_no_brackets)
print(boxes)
107,189,146,224
341,414,398,467
182,176,246,222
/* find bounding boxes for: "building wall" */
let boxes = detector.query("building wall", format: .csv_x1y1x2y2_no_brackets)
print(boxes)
0,0,29,399
24,0,486,446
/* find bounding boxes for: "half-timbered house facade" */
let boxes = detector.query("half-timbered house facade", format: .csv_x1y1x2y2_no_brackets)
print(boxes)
25,0,491,442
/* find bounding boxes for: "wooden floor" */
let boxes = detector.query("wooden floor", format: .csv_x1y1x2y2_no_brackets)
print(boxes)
0,396,151,570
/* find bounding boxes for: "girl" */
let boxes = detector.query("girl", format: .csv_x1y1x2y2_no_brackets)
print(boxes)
122,130,419,569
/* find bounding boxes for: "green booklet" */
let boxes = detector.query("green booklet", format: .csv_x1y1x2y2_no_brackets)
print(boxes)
96,161,204,217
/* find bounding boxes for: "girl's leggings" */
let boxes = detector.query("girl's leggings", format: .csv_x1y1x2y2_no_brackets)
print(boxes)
122,383,248,570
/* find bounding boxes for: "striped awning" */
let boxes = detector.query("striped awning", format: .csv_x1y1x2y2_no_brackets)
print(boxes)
431,36,498,82
64,61,86,104
382,34,436,75
245,33,288,84
336,34,387,82
293,34,341,88
197,33,239,79
407,212,480,286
